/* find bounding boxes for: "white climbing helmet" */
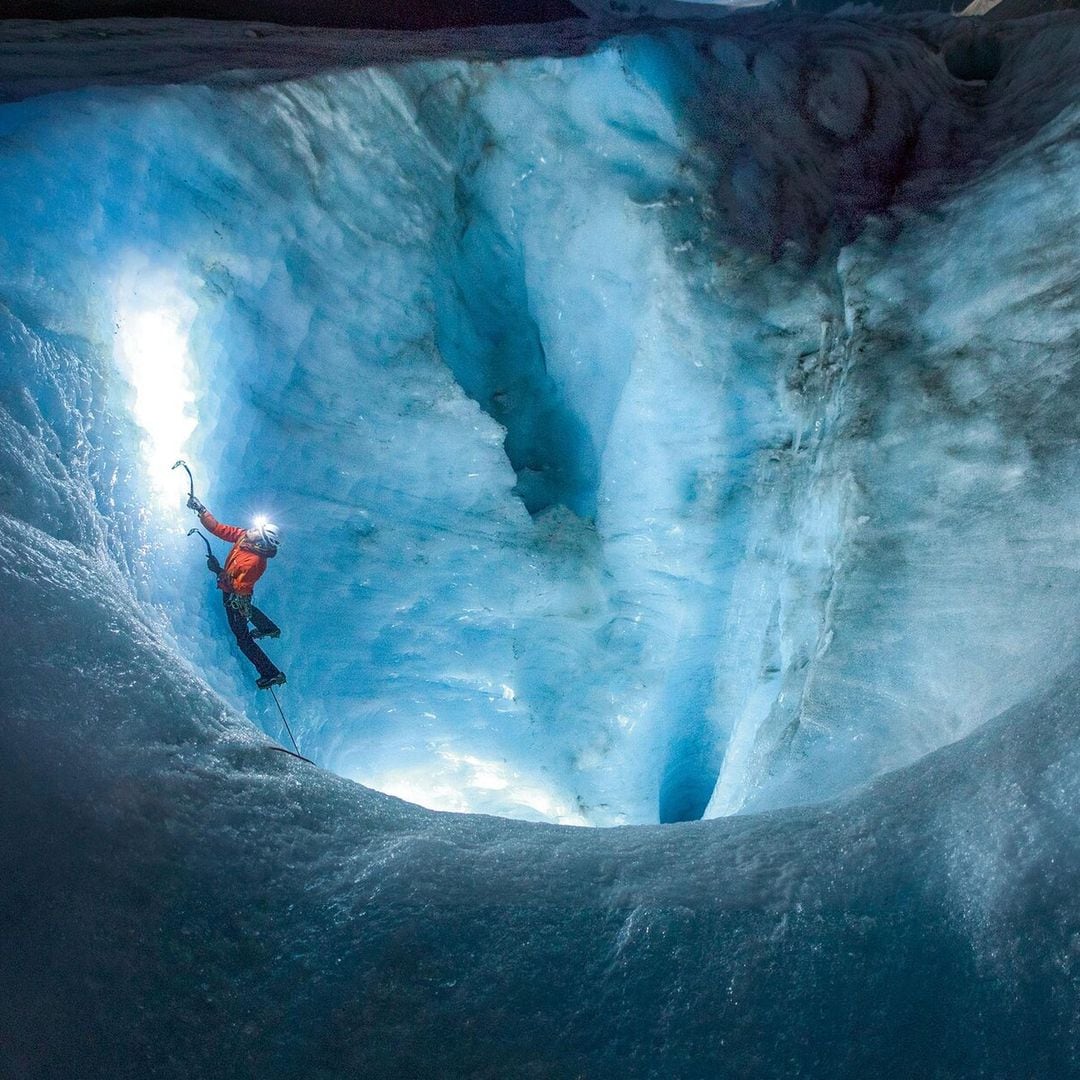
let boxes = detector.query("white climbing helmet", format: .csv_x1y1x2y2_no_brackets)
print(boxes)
250,519,280,551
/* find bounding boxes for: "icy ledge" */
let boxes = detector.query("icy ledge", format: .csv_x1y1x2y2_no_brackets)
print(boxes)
1,509,1078,1076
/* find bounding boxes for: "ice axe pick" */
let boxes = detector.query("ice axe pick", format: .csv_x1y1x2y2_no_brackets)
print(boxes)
186,528,213,559
172,459,195,500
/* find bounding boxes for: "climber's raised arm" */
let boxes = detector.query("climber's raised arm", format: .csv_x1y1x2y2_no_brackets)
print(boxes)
188,495,246,544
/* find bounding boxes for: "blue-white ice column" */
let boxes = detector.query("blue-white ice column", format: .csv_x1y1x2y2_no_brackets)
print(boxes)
0,24,1077,824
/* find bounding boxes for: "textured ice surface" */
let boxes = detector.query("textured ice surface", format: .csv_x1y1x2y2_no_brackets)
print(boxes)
2,465,1080,1077
1,16,1079,827
1,9,1080,1077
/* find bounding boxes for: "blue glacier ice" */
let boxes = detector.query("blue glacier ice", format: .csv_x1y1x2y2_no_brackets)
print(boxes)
1,9,1079,1078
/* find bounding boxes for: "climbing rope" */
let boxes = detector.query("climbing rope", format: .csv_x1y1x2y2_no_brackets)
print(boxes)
269,685,302,758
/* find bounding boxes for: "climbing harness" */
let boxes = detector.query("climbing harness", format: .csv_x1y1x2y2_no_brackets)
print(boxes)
227,592,253,617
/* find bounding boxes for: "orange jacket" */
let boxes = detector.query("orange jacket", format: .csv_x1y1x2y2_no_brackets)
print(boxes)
199,510,275,596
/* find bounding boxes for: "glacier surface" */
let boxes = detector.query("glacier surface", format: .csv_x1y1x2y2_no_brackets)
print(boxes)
0,9,1079,1077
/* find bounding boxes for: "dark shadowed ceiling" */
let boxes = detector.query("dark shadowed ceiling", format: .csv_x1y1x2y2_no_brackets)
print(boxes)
2,0,586,29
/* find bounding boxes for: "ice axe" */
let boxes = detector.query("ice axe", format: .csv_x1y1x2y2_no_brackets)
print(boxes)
172,459,195,500
187,528,223,575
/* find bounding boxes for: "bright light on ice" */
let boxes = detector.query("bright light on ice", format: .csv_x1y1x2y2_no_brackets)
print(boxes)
113,269,198,500
362,750,589,825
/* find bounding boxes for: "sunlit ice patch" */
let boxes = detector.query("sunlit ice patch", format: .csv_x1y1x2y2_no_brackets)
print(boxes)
112,258,198,504
356,748,590,826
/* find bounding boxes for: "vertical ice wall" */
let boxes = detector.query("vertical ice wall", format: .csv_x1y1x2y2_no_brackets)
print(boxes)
1,19,1077,824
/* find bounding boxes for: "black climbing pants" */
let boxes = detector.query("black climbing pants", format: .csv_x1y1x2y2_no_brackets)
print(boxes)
222,593,281,681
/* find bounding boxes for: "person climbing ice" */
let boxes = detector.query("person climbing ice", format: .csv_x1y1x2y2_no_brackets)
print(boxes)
186,494,287,690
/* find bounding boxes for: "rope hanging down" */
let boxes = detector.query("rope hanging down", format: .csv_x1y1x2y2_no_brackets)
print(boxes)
269,685,302,757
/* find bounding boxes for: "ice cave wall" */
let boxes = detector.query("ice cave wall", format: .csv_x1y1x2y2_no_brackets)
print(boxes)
1,16,1078,828
1,11,1079,1080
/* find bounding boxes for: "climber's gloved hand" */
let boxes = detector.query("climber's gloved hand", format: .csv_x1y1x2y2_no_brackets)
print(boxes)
207,555,223,575
187,494,206,514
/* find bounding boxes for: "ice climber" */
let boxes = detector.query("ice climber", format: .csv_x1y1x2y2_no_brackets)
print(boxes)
187,495,287,690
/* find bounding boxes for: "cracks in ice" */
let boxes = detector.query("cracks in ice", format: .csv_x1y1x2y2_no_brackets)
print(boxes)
435,134,602,521
706,304,859,818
